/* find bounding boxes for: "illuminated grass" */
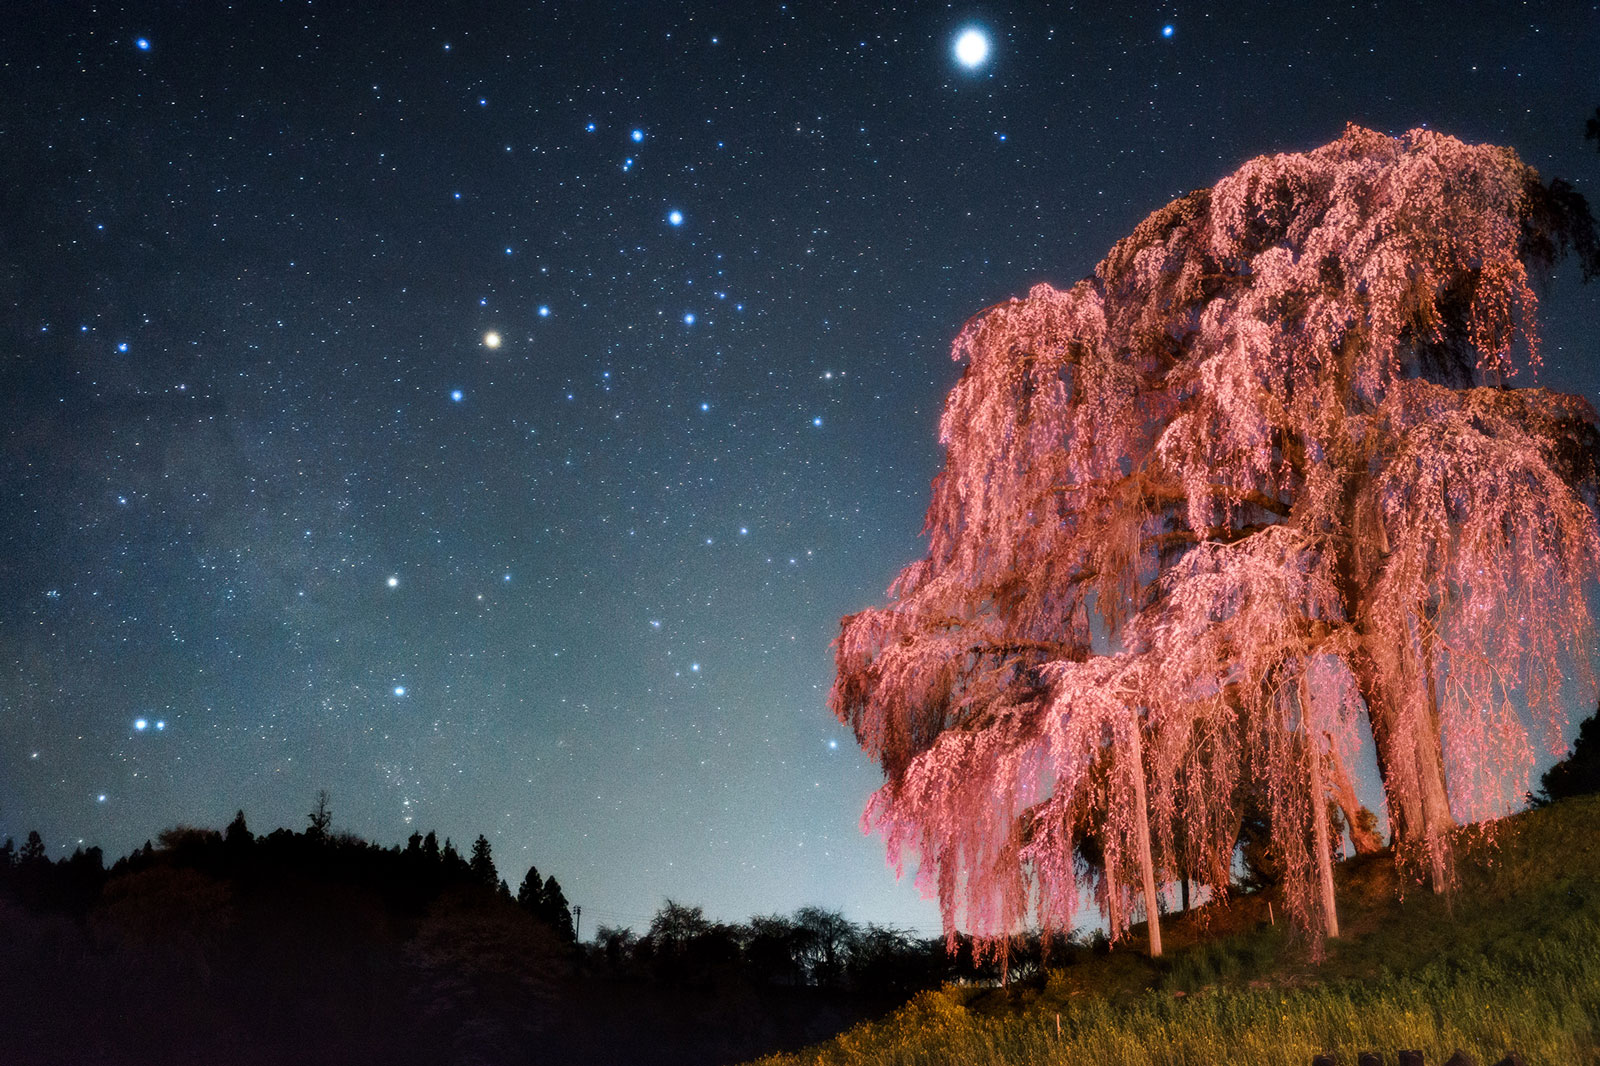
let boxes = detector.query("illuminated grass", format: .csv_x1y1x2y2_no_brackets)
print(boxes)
750,796,1600,1066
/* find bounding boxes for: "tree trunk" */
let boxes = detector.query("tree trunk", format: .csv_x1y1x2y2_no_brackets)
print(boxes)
1416,621,1456,892
1308,734,1340,939
1351,644,1424,844
1127,720,1163,958
1326,745,1383,855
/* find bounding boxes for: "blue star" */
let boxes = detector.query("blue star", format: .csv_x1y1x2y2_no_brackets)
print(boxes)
538,305,550,317
668,210,684,226
631,129,644,142
451,389,464,402
135,37,151,51
1162,24,1174,37
394,685,407,697
134,718,148,731
683,312,696,325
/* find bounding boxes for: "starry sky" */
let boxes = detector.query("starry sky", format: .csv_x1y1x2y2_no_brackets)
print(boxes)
4,2,1599,936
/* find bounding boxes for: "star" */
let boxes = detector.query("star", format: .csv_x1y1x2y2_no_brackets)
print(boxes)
668,210,684,226
953,28,989,69
134,37,150,51
393,685,407,697
483,331,502,348
1163,24,1175,38
387,576,400,588
451,389,464,402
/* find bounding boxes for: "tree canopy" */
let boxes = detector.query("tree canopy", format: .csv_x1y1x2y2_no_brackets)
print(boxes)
833,125,1600,955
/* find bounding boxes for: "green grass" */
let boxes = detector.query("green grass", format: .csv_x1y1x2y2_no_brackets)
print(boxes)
749,795,1600,1066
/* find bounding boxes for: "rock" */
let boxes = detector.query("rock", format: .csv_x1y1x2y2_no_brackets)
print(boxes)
1443,1052,1476,1066
1357,1054,1384,1066
1491,1055,1528,1066
1398,1052,1424,1066
1311,1056,1339,1066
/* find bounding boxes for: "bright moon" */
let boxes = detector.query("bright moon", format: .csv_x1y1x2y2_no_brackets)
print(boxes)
483,330,502,349
954,28,989,68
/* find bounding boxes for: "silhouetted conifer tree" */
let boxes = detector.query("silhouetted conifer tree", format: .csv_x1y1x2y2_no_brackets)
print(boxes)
225,810,253,848
516,865,543,910
541,876,574,942
469,834,498,887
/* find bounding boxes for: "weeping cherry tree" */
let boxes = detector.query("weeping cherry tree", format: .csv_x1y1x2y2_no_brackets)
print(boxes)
832,125,1600,957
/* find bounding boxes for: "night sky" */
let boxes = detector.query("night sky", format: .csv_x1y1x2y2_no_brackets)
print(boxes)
4,2,1599,937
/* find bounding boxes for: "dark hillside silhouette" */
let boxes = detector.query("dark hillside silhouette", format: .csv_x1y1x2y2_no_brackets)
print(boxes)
1531,705,1600,805
0,807,996,1066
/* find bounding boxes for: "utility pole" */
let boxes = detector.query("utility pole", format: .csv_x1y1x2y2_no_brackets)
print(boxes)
573,904,581,943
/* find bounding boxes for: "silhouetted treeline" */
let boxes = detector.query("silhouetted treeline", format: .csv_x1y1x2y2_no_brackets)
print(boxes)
0,807,583,1065
0,806,1062,1066
586,898,1078,994
563,899,1094,1064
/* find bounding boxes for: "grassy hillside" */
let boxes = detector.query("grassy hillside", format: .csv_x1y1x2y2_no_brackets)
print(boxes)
750,794,1600,1066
